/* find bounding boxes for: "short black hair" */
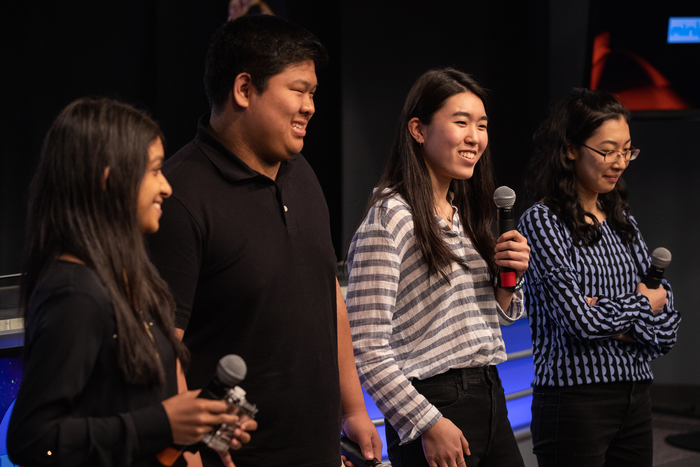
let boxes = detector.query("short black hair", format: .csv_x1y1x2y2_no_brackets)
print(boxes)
204,15,328,111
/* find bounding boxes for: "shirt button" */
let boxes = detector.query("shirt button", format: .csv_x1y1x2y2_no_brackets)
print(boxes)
284,205,288,212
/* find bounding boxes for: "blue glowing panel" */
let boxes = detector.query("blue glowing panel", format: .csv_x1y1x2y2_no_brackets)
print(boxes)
668,17,700,43
375,424,388,461
0,354,23,466
500,318,532,353
362,386,383,421
506,394,533,431
498,356,535,394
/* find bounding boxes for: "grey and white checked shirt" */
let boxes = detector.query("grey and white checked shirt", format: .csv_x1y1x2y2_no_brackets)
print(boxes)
346,193,523,444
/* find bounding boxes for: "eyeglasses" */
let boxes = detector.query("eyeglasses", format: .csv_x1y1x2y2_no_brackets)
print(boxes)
581,144,640,162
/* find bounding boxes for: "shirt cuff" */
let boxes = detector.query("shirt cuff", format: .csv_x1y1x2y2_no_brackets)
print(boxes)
496,290,525,326
399,404,442,445
131,403,174,456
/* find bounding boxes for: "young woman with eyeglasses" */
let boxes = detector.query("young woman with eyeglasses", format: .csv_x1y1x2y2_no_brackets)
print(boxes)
8,97,256,467
518,88,681,467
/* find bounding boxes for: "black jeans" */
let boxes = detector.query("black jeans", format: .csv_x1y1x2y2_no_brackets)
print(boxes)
385,366,524,467
531,381,653,467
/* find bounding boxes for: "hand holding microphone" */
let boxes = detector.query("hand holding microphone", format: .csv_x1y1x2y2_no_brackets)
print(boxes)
341,435,390,467
161,390,238,446
492,186,530,292
158,355,258,466
199,355,258,452
637,247,671,314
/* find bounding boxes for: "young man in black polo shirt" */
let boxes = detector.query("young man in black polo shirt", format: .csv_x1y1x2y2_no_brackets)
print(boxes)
148,15,381,467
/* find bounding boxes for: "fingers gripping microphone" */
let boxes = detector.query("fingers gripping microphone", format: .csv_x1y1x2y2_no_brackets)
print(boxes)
493,186,517,292
341,435,389,467
201,355,258,451
157,355,258,466
643,247,672,289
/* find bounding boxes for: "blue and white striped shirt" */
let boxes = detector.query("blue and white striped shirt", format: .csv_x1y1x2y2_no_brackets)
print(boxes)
518,203,680,388
346,193,523,444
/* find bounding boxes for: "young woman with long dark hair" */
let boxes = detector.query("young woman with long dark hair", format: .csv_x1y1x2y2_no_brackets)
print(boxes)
8,97,255,467
346,68,530,467
518,89,681,466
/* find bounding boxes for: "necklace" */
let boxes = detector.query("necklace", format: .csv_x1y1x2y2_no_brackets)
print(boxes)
436,204,453,223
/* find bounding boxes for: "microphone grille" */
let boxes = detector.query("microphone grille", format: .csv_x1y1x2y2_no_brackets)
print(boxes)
216,354,247,387
493,186,516,209
650,247,672,269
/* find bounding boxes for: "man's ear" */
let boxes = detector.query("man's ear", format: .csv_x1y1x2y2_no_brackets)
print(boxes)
101,167,110,191
231,72,254,109
408,117,424,145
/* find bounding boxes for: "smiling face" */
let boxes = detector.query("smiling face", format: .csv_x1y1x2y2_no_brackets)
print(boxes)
136,137,171,234
412,91,488,192
244,60,317,166
570,116,631,202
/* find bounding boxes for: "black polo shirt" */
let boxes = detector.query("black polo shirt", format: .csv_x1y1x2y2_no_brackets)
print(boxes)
148,115,341,467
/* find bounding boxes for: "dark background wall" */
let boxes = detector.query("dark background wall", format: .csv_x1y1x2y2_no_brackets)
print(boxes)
1,1,697,385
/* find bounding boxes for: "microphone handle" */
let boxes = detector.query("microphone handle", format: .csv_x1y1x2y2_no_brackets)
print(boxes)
498,216,515,235
497,209,517,292
643,265,664,289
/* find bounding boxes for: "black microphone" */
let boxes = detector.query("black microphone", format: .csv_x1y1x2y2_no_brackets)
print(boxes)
341,434,389,467
643,247,672,289
199,354,247,401
201,355,258,451
157,355,258,466
493,186,517,292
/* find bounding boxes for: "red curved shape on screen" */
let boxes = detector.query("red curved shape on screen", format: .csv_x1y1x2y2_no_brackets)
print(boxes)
591,32,690,110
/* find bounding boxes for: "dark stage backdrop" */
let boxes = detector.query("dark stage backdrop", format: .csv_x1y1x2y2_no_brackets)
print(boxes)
0,0,341,275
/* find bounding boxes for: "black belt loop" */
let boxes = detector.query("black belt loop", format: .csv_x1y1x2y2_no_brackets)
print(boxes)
460,369,469,390
485,365,493,384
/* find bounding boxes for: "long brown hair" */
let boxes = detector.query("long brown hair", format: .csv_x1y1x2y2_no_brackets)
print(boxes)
22,97,188,385
363,68,497,280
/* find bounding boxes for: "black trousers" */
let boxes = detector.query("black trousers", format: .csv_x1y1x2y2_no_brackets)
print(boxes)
531,381,653,467
385,366,524,467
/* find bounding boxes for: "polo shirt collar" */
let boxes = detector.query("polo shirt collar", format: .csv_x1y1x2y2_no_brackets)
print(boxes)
193,113,295,184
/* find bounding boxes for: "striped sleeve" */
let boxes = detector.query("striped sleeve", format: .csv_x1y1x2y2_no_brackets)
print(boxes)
519,206,662,344
496,292,525,325
346,203,441,445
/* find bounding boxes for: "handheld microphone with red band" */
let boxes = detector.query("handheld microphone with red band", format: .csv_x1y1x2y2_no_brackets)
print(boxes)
157,355,258,466
643,247,672,289
493,186,517,292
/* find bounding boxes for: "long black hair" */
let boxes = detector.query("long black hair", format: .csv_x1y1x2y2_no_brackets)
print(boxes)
21,97,188,385
364,68,497,280
525,88,635,246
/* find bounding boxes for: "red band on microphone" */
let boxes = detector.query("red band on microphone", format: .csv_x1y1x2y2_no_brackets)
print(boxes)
500,271,516,287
